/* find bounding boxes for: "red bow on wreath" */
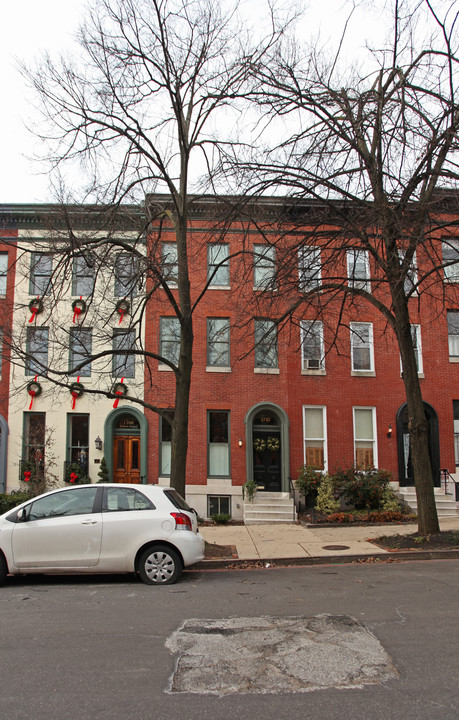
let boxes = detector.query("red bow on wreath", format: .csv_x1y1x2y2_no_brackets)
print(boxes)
72,297,87,323
29,298,43,324
70,377,84,409
112,378,127,408
69,472,78,484
23,471,32,482
27,376,42,410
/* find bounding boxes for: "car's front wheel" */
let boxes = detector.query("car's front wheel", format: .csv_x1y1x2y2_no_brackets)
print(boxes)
0,554,7,586
138,545,183,585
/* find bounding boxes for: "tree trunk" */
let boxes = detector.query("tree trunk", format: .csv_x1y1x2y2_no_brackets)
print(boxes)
394,300,440,535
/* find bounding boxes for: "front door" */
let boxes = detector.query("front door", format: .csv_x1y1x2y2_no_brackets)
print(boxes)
253,431,281,491
113,435,141,483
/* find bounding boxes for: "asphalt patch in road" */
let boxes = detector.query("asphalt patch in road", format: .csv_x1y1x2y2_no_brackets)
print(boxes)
165,614,398,695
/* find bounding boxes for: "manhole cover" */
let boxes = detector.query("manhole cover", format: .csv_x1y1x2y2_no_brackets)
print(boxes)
322,545,350,551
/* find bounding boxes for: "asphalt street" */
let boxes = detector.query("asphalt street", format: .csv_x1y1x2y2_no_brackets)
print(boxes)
0,560,458,720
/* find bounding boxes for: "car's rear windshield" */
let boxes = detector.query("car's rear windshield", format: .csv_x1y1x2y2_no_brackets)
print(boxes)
163,489,192,511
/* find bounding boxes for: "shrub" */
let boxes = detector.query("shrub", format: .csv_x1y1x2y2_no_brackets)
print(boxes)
64,462,91,485
0,491,31,515
336,467,392,510
296,466,323,499
314,475,340,515
211,513,232,525
380,484,402,512
97,457,109,483
242,479,257,502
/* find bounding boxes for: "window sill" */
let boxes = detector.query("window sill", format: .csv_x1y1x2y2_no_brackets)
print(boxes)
254,367,280,374
158,364,174,372
449,357,459,363
208,285,230,291
351,370,376,377
206,366,231,373
301,369,326,376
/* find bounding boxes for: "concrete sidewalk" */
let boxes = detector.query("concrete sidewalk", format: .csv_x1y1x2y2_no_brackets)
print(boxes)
199,516,459,563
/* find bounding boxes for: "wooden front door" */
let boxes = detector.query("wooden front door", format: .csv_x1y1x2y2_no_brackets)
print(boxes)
113,436,141,483
253,431,281,491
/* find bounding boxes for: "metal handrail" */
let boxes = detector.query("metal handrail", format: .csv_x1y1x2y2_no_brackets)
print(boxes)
288,476,297,521
441,468,458,499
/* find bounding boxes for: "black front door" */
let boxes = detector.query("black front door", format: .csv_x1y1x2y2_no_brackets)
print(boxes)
253,431,281,491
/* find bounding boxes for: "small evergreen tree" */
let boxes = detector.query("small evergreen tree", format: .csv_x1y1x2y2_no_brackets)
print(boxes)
98,457,110,483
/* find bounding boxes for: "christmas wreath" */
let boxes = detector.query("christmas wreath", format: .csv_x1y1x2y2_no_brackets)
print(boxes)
70,381,85,409
27,378,42,410
72,297,87,323
28,297,43,323
112,380,128,408
253,437,266,452
267,436,280,452
116,299,130,324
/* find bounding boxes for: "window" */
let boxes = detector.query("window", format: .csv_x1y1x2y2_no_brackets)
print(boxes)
72,255,95,296
303,406,327,470
30,253,52,296
398,250,417,296
207,318,230,368
410,324,423,373
208,411,230,477
28,486,98,521
354,407,377,468
113,329,135,378
105,487,154,511
22,413,45,482
207,495,231,517
69,327,92,377
350,322,374,372
443,239,459,282
0,253,8,295
161,242,178,284
253,244,276,289
160,413,173,476
159,317,180,366
26,327,49,375
447,311,459,359
208,243,230,287
453,400,459,466
301,320,324,370
67,414,89,475
254,319,278,369
347,249,370,292
299,246,321,292
115,253,138,297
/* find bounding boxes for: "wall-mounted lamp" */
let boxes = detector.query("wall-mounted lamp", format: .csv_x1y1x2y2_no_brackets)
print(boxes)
238,438,243,447
387,424,392,439
95,436,103,451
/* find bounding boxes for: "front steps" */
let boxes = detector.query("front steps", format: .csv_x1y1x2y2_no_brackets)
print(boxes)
397,486,459,517
243,491,297,524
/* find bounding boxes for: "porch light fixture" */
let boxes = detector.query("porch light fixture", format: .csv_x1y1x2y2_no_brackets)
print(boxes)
95,436,103,451
238,438,243,447
387,424,392,438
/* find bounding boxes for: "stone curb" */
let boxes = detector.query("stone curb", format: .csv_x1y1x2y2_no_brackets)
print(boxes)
190,548,459,571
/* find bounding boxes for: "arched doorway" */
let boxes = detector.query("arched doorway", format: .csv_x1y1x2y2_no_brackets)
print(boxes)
396,402,440,487
105,408,148,484
245,403,289,492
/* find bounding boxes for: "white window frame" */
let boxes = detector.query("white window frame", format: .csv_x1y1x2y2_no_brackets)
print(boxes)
207,243,230,287
303,405,327,471
353,406,377,469
443,239,459,282
301,320,325,371
159,316,180,368
347,249,370,292
207,410,230,478
254,318,278,370
161,242,178,286
299,246,321,292
447,311,459,359
398,249,418,296
350,322,374,373
207,317,230,369
0,253,8,296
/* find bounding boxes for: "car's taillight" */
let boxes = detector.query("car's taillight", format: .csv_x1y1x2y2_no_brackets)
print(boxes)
171,512,193,531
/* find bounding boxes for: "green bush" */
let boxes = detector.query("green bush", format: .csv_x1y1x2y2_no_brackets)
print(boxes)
335,467,392,510
0,491,31,515
211,513,232,525
296,466,323,499
314,475,340,515
65,462,91,485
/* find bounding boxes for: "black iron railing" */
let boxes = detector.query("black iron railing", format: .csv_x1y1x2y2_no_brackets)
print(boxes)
441,468,459,501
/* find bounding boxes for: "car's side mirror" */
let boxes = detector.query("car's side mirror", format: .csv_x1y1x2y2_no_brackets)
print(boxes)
16,507,27,522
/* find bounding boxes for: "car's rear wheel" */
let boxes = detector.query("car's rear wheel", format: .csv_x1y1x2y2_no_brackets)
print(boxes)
138,545,182,585
0,554,7,586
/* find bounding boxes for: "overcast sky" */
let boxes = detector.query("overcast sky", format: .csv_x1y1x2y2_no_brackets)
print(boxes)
0,0,392,205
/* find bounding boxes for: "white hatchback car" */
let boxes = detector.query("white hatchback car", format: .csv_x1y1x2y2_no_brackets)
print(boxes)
0,484,205,585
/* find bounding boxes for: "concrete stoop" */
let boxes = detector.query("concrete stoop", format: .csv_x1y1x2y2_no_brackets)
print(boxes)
397,486,459,516
243,491,297,524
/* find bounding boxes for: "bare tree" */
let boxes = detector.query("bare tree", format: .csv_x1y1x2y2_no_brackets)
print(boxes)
17,0,285,496
230,0,459,533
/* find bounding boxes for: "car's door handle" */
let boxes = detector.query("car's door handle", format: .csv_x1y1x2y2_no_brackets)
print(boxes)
81,519,99,525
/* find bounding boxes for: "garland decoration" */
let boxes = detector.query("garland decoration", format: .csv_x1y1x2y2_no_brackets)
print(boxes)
253,437,266,452
112,378,128,409
29,298,43,324
267,436,280,452
72,297,87,323
116,299,130,324
70,377,84,410
27,376,42,410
